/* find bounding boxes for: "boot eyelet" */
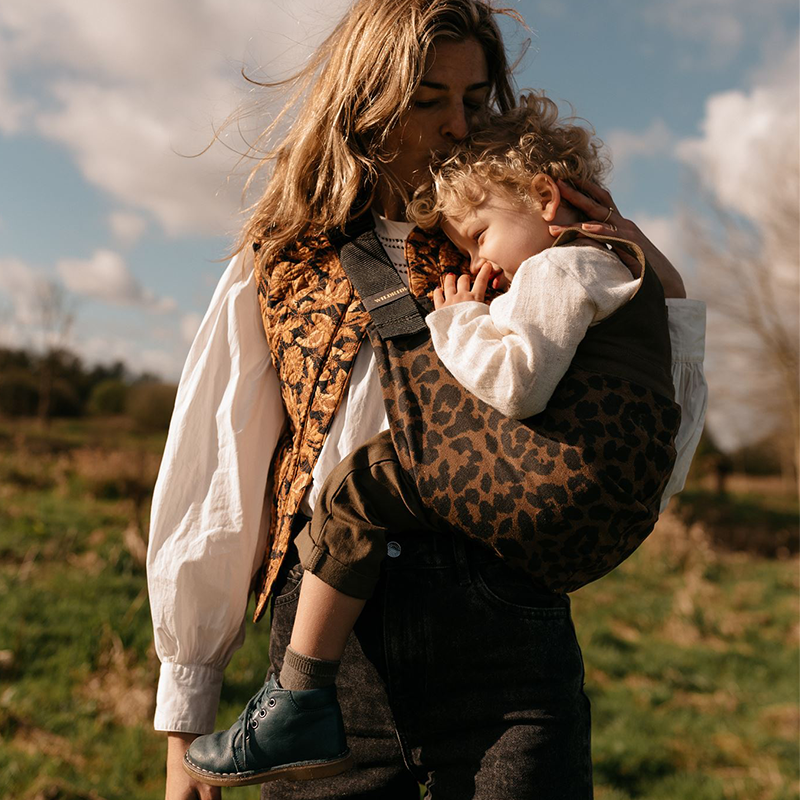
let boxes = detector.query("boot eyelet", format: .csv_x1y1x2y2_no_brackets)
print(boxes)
259,708,267,717
251,719,259,729
267,698,277,708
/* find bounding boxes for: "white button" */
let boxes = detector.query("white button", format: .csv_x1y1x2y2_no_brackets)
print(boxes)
387,541,402,558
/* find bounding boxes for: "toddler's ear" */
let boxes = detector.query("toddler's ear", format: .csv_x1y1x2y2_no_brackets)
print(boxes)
530,174,561,222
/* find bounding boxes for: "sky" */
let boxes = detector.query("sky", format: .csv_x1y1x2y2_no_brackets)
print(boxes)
0,0,798,448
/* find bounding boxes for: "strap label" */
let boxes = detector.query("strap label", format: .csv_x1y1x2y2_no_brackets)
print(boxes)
362,285,411,312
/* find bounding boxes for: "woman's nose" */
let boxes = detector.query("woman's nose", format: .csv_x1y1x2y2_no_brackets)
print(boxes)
441,101,469,141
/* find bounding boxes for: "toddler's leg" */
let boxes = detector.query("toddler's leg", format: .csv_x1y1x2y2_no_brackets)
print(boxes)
283,429,431,689
183,430,427,788
278,573,365,690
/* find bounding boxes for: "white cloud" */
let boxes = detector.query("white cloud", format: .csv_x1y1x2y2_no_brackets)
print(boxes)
56,249,175,312
180,312,203,346
0,0,352,236
109,211,147,247
676,39,799,239
35,81,242,237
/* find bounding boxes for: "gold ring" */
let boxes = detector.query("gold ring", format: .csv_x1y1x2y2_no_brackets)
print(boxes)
602,206,615,223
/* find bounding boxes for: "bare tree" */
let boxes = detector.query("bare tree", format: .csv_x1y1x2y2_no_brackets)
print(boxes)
33,279,76,426
686,161,800,489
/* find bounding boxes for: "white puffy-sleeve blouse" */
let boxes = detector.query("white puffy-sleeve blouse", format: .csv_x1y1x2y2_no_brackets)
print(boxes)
146,239,707,734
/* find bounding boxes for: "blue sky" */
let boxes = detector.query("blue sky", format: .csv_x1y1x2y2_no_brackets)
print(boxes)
1,0,798,446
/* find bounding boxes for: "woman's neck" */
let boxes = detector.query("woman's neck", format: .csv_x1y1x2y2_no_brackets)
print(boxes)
374,182,406,222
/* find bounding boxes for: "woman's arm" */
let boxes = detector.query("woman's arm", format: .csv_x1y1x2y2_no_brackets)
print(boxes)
146,250,285,795
147,248,284,733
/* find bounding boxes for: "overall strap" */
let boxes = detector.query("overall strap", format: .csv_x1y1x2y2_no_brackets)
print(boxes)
551,227,647,276
329,216,428,340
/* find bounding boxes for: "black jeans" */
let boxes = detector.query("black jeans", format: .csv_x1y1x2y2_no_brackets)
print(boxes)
263,529,593,799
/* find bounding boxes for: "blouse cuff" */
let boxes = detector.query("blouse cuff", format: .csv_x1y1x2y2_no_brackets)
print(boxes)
154,662,224,734
666,299,706,362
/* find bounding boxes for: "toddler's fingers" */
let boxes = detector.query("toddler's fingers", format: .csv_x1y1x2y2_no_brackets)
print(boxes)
433,287,445,309
442,272,457,297
471,261,494,300
457,273,472,293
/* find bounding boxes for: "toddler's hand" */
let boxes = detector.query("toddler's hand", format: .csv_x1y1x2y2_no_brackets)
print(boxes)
433,262,495,310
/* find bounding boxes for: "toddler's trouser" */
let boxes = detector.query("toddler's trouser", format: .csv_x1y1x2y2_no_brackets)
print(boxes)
295,429,433,600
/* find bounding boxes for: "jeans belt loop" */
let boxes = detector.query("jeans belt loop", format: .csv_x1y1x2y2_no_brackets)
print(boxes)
451,535,471,587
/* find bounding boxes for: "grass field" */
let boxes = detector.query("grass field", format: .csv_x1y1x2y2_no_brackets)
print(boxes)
0,419,797,799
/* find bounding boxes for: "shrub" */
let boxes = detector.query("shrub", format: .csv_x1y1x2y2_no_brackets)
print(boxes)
125,383,177,431
0,370,39,416
48,378,82,417
88,379,128,416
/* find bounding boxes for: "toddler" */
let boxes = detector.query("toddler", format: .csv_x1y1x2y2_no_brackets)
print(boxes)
184,92,680,788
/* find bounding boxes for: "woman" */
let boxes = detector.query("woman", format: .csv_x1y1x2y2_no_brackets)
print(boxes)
147,2,707,798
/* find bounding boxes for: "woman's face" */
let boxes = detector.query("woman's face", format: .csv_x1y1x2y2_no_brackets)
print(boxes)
382,37,490,196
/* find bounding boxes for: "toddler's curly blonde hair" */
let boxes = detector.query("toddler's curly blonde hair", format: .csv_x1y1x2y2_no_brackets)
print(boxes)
409,91,610,228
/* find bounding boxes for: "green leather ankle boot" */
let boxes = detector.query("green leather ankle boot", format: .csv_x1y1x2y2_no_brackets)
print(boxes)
183,674,353,787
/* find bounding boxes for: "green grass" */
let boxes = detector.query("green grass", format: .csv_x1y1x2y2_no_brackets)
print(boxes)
0,418,797,799
573,524,799,799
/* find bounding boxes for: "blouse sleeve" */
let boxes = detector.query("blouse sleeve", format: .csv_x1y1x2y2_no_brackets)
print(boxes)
146,248,285,734
659,299,708,512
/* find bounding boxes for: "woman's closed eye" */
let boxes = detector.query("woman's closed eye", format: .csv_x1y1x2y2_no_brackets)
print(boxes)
414,95,487,111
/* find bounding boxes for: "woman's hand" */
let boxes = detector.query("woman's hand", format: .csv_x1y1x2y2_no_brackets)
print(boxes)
434,262,496,310
549,179,687,299
166,733,221,800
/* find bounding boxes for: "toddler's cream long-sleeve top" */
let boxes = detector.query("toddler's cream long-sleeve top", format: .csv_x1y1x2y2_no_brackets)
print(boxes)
425,244,643,420
147,221,708,734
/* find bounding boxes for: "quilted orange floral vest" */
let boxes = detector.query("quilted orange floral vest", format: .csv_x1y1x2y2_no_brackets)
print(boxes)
250,227,466,622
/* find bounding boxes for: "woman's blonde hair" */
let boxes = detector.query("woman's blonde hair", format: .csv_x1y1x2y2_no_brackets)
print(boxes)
233,0,523,267
409,91,609,228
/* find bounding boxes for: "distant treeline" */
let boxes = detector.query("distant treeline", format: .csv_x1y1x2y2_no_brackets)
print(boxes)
0,348,792,479
0,346,177,429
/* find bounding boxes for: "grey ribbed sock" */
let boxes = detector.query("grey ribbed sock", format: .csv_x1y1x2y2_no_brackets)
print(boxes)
279,645,341,691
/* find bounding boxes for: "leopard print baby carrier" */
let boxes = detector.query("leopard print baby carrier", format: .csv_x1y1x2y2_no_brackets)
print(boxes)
330,216,681,593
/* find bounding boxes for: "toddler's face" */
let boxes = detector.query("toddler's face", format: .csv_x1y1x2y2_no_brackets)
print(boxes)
441,186,555,291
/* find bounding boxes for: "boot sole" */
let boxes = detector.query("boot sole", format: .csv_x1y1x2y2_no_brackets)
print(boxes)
183,751,354,787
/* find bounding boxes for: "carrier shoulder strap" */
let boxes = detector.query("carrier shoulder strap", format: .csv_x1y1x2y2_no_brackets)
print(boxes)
329,215,428,340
